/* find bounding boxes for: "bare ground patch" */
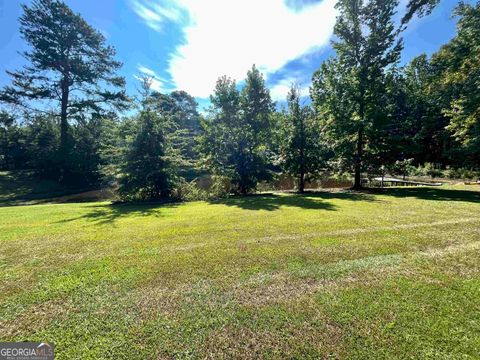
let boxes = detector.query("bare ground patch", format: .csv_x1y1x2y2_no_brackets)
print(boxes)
0,296,74,338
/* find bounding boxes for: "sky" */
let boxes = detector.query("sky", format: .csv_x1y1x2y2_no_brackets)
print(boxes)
0,0,469,111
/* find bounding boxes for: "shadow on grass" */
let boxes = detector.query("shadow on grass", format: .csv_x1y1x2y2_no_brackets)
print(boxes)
0,170,95,206
54,187,478,225
58,201,178,225
208,191,377,211
59,191,374,224
372,187,480,203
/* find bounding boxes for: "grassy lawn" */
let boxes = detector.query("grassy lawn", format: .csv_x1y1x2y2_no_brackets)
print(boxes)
0,186,479,359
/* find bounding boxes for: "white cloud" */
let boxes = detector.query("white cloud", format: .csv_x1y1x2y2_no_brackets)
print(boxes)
130,0,183,32
269,77,311,102
138,66,156,77
149,78,164,92
135,65,166,92
164,0,337,98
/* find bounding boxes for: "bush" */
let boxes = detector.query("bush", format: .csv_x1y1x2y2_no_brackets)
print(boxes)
174,175,232,201
389,159,414,178
407,164,479,180
423,163,443,178
445,167,479,180
409,163,443,178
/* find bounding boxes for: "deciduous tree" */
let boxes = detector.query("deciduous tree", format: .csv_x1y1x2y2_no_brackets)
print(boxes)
279,86,322,193
199,66,274,194
311,0,437,188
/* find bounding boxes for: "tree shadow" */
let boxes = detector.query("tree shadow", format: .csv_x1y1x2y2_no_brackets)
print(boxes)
57,201,177,225
208,191,377,211
0,170,92,206
370,187,480,203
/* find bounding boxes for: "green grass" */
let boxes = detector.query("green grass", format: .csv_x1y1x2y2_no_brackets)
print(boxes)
0,186,479,359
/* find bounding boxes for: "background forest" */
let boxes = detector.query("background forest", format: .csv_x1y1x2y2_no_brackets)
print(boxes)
0,0,479,200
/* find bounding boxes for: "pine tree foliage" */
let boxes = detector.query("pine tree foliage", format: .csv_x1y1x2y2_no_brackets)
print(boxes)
0,0,128,177
118,110,176,200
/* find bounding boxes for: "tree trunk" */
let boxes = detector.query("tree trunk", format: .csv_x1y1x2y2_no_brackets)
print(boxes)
353,126,363,190
239,185,248,195
298,171,305,193
299,137,305,193
59,74,70,155
57,74,70,179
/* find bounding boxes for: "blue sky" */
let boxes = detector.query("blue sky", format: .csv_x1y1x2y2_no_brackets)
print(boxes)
0,0,468,110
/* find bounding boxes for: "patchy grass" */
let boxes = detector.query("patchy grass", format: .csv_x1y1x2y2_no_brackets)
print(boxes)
0,186,479,359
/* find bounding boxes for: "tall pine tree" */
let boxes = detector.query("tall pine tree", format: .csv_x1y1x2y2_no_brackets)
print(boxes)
0,0,128,179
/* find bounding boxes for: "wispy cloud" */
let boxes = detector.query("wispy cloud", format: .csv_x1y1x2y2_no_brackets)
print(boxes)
138,66,157,77
135,65,166,92
129,0,183,32
269,77,311,103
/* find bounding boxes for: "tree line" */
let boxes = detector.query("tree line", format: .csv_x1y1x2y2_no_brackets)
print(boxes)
0,0,479,199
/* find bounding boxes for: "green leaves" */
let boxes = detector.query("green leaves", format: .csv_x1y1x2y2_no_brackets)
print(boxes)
199,66,274,194
312,0,443,185
279,85,323,192
436,2,480,165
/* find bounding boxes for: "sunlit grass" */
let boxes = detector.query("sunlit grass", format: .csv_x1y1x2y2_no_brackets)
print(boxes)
0,185,479,358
